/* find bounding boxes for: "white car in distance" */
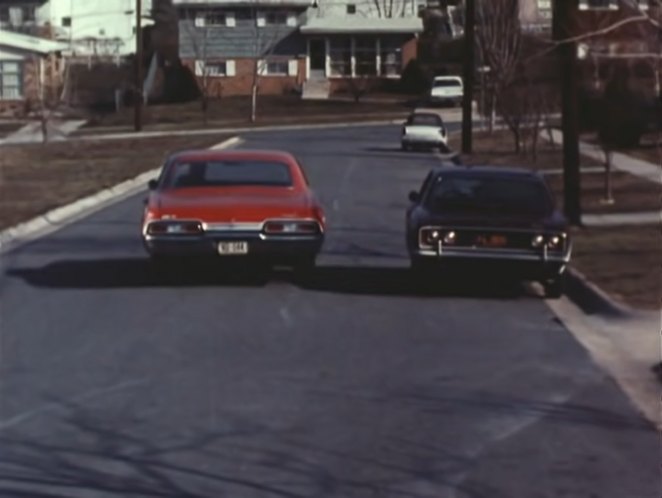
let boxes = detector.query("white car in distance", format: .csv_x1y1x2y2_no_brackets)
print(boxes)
401,112,448,152
429,76,464,107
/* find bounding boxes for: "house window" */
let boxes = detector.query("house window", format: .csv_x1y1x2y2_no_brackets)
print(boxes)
0,61,22,100
62,16,71,27
347,4,357,14
21,6,35,22
354,37,377,76
578,0,619,10
265,11,288,25
266,61,288,75
329,37,352,76
537,0,552,16
0,7,9,23
380,39,402,77
206,62,227,76
205,12,226,26
195,60,236,77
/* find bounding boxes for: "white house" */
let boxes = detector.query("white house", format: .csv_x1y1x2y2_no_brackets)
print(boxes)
0,0,153,57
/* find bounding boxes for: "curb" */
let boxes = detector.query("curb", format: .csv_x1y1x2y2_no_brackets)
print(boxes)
564,266,633,318
0,136,242,254
68,118,409,143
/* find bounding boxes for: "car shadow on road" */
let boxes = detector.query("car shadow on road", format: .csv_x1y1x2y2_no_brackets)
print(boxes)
4,258,272,289
295,265,533,300
6,258,537,301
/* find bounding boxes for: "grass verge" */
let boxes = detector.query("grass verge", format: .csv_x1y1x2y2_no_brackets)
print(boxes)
0,135,227,230
83,95,413,130
571,224,660,311
449,129,660,215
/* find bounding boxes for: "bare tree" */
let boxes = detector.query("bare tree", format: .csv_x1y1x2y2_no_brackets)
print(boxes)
369,0,415,18
314,0,415,18
476,0,524,151
248,6,290,123
182,8,218,126
29,53,68,143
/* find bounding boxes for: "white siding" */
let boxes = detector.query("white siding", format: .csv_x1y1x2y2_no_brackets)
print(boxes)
226,60,236,76
36,0,153,56
288,59,298,76
0,48,26,61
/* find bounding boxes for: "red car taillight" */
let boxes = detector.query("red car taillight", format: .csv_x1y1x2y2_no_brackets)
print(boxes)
146,220,203,236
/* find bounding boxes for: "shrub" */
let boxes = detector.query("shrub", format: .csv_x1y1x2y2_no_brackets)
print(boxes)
400,59,431,95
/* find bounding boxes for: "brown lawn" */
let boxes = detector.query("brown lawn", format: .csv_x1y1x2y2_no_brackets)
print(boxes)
0,135,227,230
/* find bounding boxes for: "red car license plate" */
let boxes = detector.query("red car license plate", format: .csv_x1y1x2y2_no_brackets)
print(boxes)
217,241,249,255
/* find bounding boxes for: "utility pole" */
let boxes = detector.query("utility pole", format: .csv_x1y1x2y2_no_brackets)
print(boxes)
553,0,582,225
134,0,143,132
461,0,475,154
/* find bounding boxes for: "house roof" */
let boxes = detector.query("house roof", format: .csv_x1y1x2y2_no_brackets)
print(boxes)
173,0,312,6
0,29,68,55
301,16,423,34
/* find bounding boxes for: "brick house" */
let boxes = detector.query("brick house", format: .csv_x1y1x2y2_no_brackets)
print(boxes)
570,0,661,96
0,29,67,115
174,0,423,98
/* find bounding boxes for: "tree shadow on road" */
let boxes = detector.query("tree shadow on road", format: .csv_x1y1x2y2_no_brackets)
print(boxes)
0,398,492,498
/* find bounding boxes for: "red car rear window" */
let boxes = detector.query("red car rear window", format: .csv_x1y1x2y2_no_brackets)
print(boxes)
164,160,294,188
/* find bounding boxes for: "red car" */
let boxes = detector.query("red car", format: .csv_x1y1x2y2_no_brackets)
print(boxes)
142,149,326,271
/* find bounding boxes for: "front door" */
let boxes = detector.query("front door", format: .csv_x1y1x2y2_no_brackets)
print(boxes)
309,38,326,79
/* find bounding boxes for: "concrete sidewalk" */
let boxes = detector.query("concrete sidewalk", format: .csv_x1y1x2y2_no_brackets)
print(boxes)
0,119,87,145
548,297,660,427
582,211,660,227
549,129,660,183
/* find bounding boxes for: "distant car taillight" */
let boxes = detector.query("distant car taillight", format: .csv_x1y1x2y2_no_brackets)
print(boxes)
146,220,203,236
420,228,456,248
531,233,566,250
263,220,320,235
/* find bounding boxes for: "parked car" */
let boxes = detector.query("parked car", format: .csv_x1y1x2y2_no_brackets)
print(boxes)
406,166,572,297
401,112,448,152
429,75,464,107
142,149,325,271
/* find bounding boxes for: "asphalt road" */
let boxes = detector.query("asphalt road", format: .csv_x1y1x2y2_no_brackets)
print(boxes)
0,125,656,498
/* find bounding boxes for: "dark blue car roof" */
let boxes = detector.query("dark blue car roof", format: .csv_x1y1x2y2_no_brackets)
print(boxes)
430,164,544,179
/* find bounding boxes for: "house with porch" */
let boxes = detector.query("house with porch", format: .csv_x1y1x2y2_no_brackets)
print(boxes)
174,0,423,98
0,29,67,114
